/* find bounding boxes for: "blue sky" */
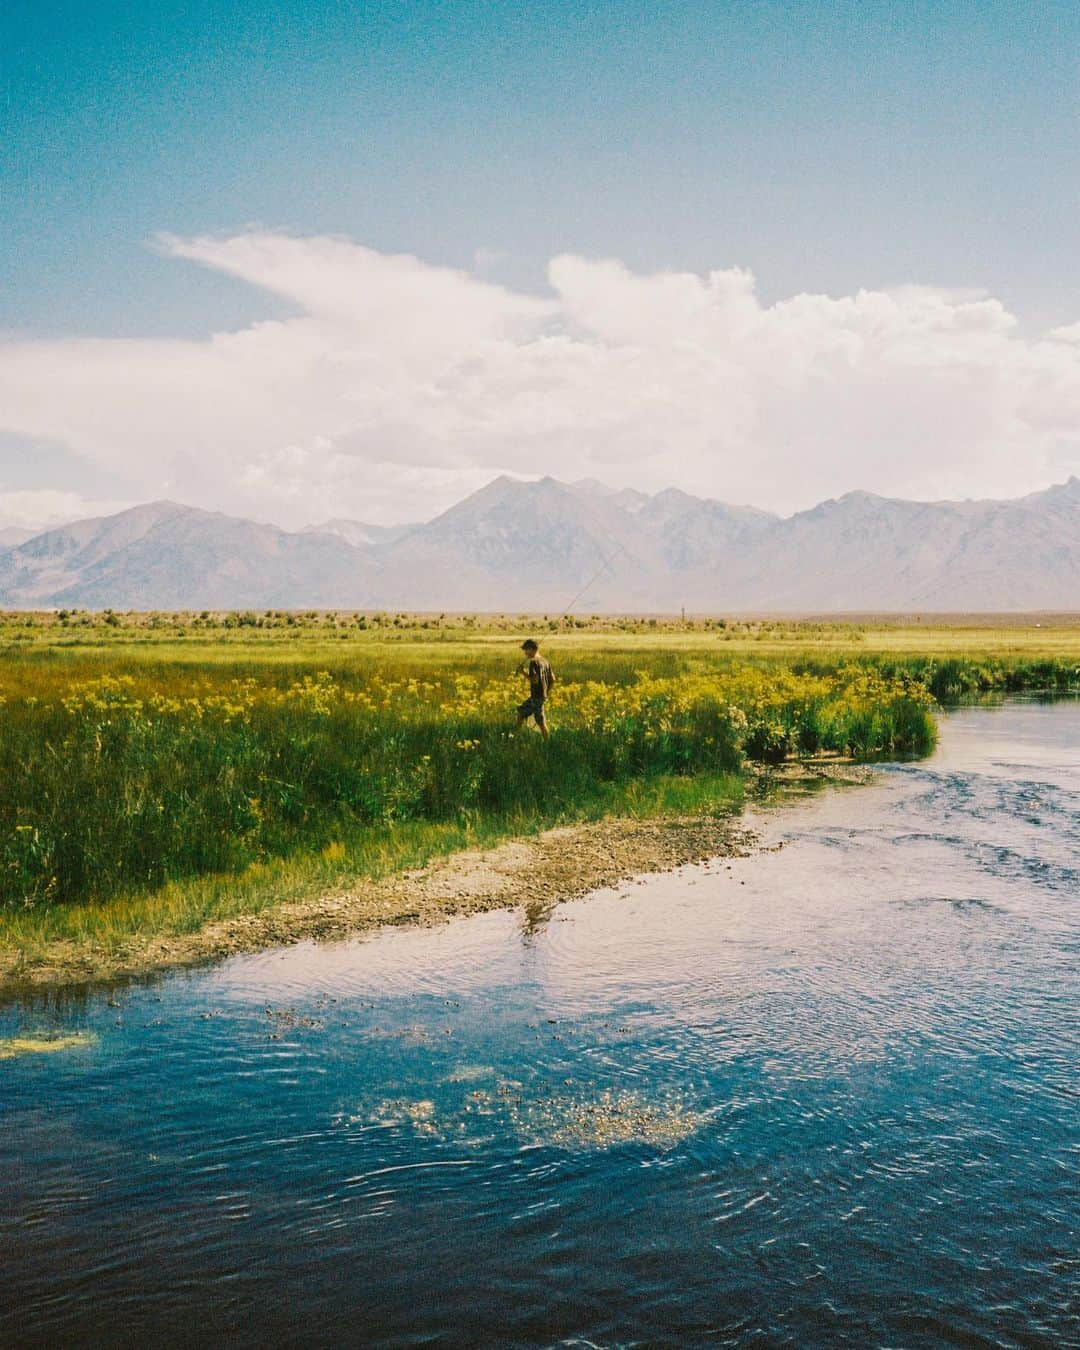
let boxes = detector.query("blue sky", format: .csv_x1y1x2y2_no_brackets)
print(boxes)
3,1,1080,526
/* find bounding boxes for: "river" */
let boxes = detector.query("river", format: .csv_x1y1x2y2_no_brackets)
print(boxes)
2,700,1077,1347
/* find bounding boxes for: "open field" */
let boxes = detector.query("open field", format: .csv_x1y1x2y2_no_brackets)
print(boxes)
0,612,1076,989
1,607,1079,664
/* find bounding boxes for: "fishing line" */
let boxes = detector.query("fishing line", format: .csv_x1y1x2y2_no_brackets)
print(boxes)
560,494,644,613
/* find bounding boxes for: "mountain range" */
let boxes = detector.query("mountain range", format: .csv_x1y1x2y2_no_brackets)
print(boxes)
0,475,1077,612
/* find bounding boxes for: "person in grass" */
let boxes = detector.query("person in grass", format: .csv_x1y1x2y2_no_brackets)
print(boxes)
516,638,555,739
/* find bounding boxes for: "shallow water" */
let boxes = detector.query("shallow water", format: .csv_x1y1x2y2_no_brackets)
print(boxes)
2,702,1078,1348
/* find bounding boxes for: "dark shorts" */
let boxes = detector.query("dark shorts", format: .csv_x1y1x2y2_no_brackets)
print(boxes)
517,695,546,722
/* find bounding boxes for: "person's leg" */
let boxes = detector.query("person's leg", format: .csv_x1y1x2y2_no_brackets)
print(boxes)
535,707,549,740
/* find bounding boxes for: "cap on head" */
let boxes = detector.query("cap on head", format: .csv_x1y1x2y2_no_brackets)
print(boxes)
521,639,538,652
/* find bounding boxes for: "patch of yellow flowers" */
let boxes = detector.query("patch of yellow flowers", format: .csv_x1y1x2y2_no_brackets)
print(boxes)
38,664,930,746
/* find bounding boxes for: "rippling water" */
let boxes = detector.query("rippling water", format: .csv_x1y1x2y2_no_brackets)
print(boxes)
2,701,1078,1348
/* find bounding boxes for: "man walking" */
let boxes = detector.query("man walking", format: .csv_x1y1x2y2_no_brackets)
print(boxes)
516,638,555,739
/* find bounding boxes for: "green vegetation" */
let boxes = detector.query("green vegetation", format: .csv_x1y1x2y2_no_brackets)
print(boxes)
0,610,1076,960
0,1031,96,1059
0,661,933,909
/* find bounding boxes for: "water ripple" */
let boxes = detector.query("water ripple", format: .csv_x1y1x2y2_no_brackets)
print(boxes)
1,700,1078,1347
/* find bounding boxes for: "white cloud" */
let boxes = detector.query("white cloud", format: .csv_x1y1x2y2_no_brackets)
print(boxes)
0,230,1078,527
0,489,133,534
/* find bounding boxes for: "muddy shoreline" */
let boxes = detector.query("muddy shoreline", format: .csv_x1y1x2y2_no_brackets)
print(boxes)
0,763,872,999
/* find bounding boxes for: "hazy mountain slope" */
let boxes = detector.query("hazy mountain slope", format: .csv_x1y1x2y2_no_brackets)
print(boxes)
572,478,650,515
0,502,188,603
635,488,778,572
0,502,379,609
720,492,974,610
301,519,414,549
379,476,660,610
0,477,1075,611
721,480,1080,610
905,478,1080,609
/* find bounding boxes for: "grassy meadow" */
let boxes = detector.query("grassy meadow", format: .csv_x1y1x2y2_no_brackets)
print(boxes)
0,609,1077,965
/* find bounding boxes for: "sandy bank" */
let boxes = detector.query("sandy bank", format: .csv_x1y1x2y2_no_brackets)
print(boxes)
0,761,874,998
2,813,761,996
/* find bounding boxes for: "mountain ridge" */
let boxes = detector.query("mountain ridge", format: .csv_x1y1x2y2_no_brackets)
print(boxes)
0,477,1076,612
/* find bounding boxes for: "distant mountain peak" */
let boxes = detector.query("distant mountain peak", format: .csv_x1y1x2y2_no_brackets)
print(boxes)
0,475,1075,611
1034,474,1080,500
835,488,883,503
571,477,619,497
651,486,699,506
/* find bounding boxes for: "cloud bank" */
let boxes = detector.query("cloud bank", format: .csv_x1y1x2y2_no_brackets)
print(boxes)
1,231,1078,527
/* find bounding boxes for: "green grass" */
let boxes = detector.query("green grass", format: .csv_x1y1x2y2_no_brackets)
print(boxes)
0,610,1076,957
1,771,745,963
0,662,934,911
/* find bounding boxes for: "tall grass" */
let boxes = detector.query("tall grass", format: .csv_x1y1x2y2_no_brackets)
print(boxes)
871,655,1080,701
0,661,937,911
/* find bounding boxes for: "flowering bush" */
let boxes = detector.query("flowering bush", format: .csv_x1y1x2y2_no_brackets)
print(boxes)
0,662,936,909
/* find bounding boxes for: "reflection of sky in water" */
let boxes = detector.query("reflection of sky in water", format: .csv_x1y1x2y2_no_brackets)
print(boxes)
2,701,1078,1347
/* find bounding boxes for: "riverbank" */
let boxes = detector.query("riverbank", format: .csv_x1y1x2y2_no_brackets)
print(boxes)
3,613,1073,997
0,811,751,993
0,760,876,996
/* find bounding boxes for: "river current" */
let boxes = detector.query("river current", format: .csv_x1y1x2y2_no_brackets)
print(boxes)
2,701,1078,1347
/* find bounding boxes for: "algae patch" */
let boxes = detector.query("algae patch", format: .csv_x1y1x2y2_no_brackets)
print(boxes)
510,1088,703,1151
338,1077,706,1153
444,1063,496,1084
0,1031,97,1060
370,1098,440,1135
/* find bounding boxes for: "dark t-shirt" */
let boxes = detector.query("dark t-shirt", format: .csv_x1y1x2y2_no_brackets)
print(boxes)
527,654,554,702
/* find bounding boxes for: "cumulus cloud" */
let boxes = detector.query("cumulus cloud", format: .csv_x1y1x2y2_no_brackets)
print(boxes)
0,230,1078,527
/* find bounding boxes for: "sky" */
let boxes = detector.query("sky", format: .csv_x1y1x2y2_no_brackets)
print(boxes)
3,0,1080,530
